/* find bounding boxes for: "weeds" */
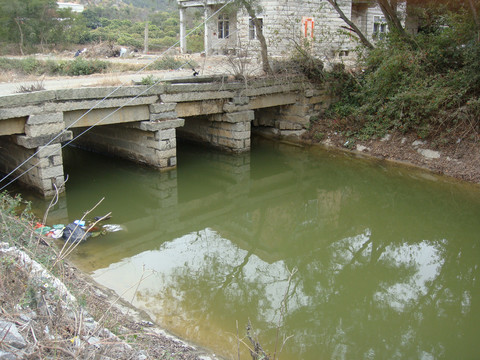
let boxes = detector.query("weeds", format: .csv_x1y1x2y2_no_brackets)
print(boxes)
150,56,187,70
16,81,45,93
139,74,159,85
0,57,109,77
0,191,182,359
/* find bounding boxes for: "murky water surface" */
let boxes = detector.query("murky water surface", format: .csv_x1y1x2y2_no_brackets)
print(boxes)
23,138,480,359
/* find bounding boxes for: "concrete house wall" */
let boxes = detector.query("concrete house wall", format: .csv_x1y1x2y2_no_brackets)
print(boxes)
178,0,406,62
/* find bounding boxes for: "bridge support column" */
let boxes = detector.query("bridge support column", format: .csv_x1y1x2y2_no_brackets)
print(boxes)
72,119,184,170
0,111,72,197
209,110,254,152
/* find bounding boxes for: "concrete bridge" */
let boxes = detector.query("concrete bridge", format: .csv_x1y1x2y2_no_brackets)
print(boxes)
0,75,328,197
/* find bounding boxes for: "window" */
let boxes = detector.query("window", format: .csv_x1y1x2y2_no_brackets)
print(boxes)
218,14,229,39
373,16,387,40
249,17,263,40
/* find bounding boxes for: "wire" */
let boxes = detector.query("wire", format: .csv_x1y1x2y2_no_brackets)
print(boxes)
0,0,235,192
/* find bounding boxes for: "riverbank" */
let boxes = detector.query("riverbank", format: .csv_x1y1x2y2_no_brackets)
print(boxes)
0,193,217,360
298,126,480,185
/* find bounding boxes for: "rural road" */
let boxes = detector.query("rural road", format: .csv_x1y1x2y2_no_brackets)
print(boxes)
0,54,251,96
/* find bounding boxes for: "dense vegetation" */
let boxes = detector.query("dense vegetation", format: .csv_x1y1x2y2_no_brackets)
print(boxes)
326,1,480,143
0,0,202,54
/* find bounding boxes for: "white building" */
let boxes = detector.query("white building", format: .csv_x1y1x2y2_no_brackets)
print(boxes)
57,2,85,13
177,0,396,62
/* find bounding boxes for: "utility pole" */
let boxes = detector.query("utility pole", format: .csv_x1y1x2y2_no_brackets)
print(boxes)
144,20,149,54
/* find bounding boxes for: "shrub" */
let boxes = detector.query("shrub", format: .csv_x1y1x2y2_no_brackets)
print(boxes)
325,11,480,142
61,58,109,76
151,56,184,70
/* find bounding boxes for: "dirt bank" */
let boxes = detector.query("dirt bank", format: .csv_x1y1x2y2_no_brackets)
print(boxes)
0,234,217,360
300,125,480,185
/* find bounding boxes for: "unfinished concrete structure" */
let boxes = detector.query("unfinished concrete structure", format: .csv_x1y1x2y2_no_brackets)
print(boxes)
177,0,394,60
0,76,329,197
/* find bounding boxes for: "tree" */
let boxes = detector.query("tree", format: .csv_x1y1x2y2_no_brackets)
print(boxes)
376,0,412,43
325,0,412,49
0,0,59,54
325,0,375,49
237,0,273,74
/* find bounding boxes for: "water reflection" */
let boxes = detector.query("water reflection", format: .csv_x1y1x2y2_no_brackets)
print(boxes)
50,139,480,359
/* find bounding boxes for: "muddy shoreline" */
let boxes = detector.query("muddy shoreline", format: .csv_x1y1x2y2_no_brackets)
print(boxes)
293,127,480,186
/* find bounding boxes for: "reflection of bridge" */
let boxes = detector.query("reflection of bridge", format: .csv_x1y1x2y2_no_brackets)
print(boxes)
0,75,327,196
65,140,349,269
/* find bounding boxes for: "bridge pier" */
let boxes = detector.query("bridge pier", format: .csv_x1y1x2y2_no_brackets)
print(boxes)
72,102,184,170
0,112,71,197
179,109,254,153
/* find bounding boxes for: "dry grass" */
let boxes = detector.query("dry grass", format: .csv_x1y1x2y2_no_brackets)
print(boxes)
0,192,212,359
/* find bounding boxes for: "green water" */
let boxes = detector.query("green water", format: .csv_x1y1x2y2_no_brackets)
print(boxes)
23,138,480,359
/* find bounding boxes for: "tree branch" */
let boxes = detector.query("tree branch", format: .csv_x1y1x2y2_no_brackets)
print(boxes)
326,0,375,49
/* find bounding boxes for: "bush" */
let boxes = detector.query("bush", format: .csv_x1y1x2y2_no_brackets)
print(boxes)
326,10,480,141
150,56,184,70
60,58,109,76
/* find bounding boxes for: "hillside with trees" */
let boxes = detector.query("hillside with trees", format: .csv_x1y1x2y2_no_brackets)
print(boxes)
0,0,192,54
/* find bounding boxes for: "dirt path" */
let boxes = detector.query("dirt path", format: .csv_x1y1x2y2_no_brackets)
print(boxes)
0,54,255,96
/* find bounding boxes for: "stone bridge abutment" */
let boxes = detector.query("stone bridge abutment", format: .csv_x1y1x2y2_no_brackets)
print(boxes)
0,76,330,197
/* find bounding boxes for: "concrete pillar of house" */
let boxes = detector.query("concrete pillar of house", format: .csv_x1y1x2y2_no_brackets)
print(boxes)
204,5,211,56
179,7,187,54
0,112,71,197
71,103,184,170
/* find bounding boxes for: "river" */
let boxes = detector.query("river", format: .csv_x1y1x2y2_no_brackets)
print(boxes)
20,137,480,359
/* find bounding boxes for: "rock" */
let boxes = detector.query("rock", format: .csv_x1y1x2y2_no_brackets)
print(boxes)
0,321,27,349
418,148,441,159
137,351,148,360
0,350,17,360
87,336,102,349
401,137,407,145
380,134,391,142
412,140,426,147
356,144,370,152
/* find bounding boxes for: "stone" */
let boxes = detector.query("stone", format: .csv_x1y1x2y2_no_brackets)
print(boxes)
418,148,441,159
27,112,63,125
150,112,178,121
0,350,17,360
0,321,27,349
25,122,65,137
412,140,426,147
0,90,55,108
57,96,158,112
160,90,235,103
54,86,161,101
86,336,102,349
13,131,73,149
135,118,184,132
233,96,249,105
149,103,177,113
356,144,370,152
213,111,254,123
0,105,45,120
380,134,392,142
